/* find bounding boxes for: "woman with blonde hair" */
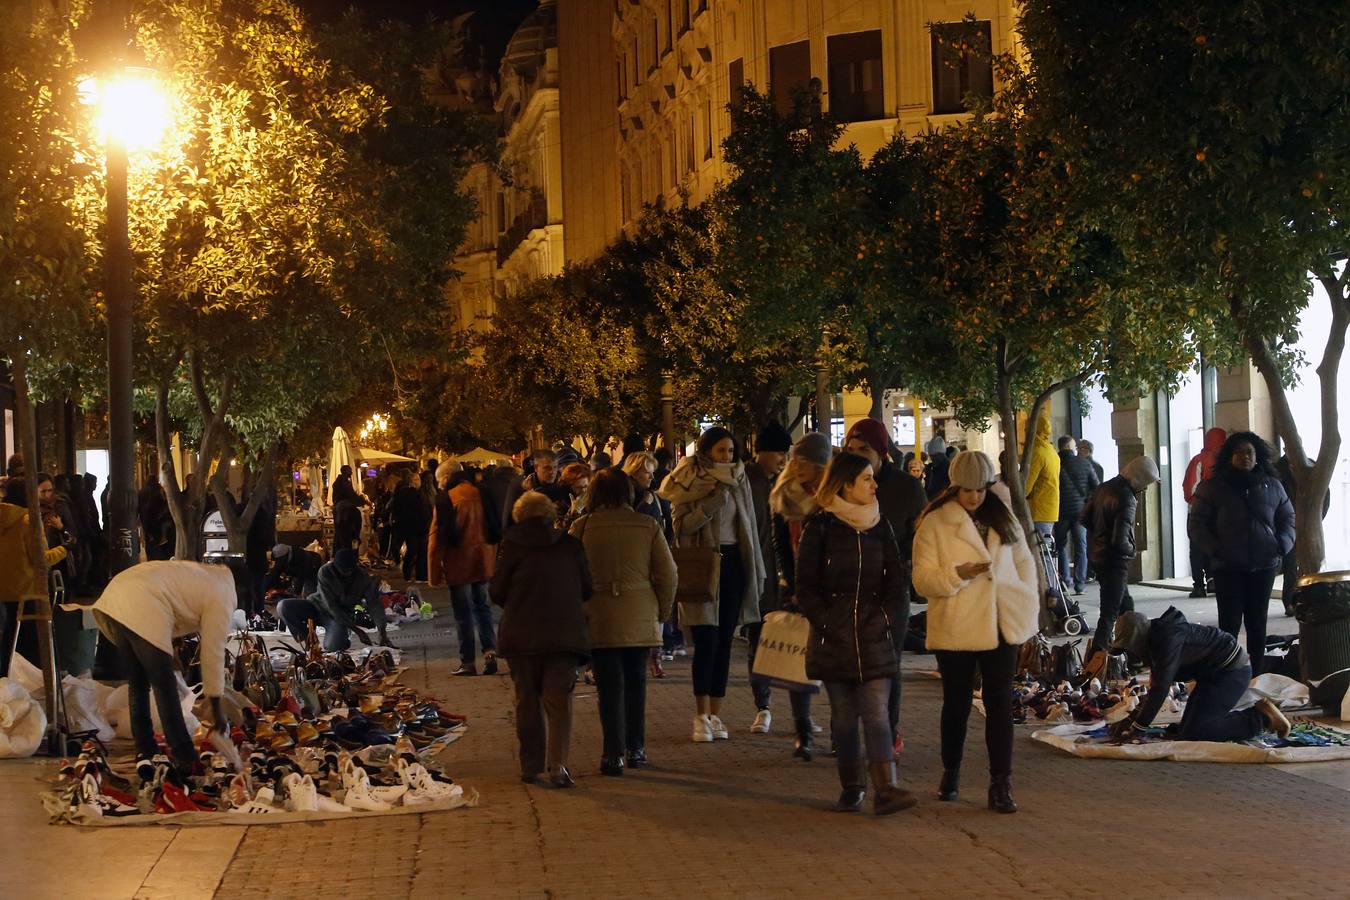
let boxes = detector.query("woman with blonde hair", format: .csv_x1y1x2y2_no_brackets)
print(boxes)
912,450,1039,813
796,451,914,814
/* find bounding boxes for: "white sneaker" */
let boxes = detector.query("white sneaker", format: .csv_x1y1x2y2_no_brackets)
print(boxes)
810,720,824,734
398,759,464,805
342,766,392,812
692,714,714,743
229,785,281,815
751,709,772,734
709,715,730,740
282,773,319,813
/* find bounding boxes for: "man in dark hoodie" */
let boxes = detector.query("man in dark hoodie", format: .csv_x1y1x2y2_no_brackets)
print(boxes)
1055,435,1099,595
845,417,927,753
923,435,950,500
278,549,391,650
1108,608,1290,742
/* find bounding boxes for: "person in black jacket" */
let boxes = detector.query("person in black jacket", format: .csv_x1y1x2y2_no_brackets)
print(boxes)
1054,436,1098,595
796,452,916,815
1108,608,1290,741
264,543,323,599
490,491,593,788
391,470,431,582
844,417,925,754
1080,456,1160,667
1188,432,1295,675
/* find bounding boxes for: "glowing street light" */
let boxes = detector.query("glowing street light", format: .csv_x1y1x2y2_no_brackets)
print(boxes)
79,68,171,151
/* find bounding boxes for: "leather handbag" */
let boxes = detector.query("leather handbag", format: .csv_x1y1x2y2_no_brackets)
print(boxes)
672,544,720,605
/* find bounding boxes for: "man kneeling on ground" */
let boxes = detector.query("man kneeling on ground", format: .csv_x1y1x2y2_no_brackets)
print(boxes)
278,549,393,650
1107,608,1291,742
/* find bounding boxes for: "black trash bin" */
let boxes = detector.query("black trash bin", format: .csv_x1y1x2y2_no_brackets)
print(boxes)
1294,571,1350,713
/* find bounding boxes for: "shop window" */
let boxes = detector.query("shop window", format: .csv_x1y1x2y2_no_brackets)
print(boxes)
728,57,745,115
828,30,884,122
930,20,993,115
769,40,811,119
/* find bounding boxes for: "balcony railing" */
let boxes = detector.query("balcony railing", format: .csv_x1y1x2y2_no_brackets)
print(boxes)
497,193,549,266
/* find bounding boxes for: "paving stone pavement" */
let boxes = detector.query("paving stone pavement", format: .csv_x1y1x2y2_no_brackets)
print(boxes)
6,577,1349,899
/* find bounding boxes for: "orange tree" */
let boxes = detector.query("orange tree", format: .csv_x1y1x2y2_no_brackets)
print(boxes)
898,59,1201,535
1020,0,1350,575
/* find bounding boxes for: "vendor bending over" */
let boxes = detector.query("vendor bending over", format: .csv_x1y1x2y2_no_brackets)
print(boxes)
91,561,238,775
277,549,393,650
263,542,322,599
1108,608,1291,742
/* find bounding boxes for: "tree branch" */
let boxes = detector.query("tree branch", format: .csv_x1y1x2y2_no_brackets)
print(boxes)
1021,368,1092,471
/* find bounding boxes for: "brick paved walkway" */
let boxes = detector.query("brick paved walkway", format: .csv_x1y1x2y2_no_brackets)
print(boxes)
4,580,1348,899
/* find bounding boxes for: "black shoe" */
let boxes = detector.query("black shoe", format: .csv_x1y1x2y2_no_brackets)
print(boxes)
600,757,625,776
521,773,539,785
550,767,575,788
938,768,960,802
451,664,477,677
988,776,1018,814
482,653,499,675
625,749,648,769
793,719,813,761
1188,587,1207,598
836,788,866,812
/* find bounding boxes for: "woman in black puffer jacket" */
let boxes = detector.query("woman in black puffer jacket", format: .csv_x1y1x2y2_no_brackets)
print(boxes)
796,452,915,816
1187,431,1295,675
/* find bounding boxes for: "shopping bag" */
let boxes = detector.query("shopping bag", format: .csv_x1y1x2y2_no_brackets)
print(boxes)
751,611,821,694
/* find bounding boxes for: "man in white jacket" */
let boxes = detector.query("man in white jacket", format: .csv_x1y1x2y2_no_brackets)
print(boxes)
92,561,239,775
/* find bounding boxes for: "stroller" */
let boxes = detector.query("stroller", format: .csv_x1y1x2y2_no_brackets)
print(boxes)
1035,530,1087,636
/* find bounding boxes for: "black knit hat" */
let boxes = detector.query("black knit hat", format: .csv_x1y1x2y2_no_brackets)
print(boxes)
755,422,793,453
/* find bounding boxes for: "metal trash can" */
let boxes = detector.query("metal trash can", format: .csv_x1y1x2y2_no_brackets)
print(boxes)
1294,570,1350,712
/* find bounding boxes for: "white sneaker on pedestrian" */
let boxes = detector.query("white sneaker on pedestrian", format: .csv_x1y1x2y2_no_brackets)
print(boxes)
810,720,824,734
709,715,730,740
692,714,714,743
751,709,772,734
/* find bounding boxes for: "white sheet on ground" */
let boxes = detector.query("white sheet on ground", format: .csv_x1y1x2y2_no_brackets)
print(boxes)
1031,721,1350,764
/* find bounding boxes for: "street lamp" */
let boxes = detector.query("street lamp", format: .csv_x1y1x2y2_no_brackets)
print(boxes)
79,65,170,578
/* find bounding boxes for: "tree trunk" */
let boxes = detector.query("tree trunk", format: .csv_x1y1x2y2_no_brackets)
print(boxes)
1243,270,1347,577
10,354,57,708
996,368,1036,543
864,362,895,422
214,442,280,554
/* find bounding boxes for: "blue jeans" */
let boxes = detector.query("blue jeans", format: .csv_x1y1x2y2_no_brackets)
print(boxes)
1055,519,1088,591
824,678,894,765
451,581,497,664
278,596,351,651
1176,663,1263,741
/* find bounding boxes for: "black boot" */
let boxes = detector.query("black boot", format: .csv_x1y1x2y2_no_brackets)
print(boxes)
938,768,960,802
600,756,624,777
793,718,813,762
988,775,1018,814
835,760,866,812
868,762,918,816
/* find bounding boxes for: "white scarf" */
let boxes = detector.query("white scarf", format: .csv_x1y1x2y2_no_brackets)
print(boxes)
823,494,881,532
769,468,819,521
657,455,744,506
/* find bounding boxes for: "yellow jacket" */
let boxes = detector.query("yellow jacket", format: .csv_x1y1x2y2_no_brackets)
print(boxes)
0,502,67,601
1023,417,1061,524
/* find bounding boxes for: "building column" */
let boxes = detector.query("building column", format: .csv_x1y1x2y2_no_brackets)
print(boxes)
1213,360,1275,442
1111,394,1161,581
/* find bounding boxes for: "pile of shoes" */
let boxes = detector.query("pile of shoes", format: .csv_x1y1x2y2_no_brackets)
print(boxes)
45,636,471,822
1010,676,1166,725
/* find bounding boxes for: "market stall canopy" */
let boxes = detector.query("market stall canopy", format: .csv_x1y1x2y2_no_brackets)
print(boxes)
451,446,514,465
355,447,415,465
328,427,360,505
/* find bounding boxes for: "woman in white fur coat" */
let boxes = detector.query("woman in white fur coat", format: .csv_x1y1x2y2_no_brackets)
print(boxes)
912,450,1039,815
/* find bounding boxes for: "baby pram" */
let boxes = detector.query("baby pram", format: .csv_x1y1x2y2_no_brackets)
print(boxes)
1035,530,1087,636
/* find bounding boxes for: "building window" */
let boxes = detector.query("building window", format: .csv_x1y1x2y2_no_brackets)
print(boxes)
702,95,713,159
650,14,659,73
930,20,993,115
685,113,696,173
496,192,506,233
621,166,631,223
665,0,673,51
617,60,625,102
828,30,884,123
769,40,811,118
728,57,745,116
676,0,688,35
669,129,678,187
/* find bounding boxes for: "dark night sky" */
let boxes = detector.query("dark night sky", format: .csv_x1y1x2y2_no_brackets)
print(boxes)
298,0,538,70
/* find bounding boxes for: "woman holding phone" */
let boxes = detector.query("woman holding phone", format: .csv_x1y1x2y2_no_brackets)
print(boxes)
912,451,1039,814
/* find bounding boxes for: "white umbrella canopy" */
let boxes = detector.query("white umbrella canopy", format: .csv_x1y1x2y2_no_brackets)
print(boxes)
328,426,359,504
355,447,416,465
452,446,513,465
